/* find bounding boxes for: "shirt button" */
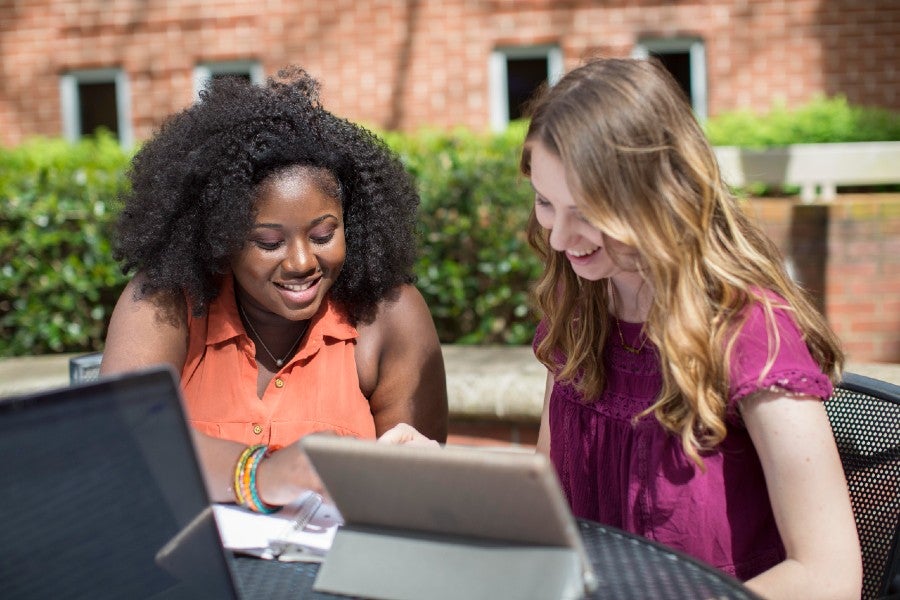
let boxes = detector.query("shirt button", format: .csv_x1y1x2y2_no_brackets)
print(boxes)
274,378,285,388
252,424,263,435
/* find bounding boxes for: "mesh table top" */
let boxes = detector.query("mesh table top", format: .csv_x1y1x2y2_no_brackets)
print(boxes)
231,519,760,600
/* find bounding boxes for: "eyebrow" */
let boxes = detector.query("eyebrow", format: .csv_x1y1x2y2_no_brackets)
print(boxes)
252,214,339,229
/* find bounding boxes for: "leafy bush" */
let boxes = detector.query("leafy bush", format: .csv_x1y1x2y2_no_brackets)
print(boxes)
384,123,542,344
0,133,132,355
704,95,900,147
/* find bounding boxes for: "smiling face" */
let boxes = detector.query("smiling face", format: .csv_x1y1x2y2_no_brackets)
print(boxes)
230,165,345,325
528,141,639,282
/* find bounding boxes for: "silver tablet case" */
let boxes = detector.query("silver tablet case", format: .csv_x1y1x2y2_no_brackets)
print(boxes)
301,435,597,600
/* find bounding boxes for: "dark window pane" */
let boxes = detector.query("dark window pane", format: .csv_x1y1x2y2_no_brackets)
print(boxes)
507,57,548,121
211,72,252,83
651,51,693,105
78,82,119,139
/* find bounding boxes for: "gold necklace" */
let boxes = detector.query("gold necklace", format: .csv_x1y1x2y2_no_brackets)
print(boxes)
614,315,647,354
608,279,647,354
238,303,309,367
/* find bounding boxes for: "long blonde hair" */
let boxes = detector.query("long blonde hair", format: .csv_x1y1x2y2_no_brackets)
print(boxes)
522,57,843,466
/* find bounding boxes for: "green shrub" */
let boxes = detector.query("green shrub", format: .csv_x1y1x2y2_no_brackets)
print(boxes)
0,133,132,356
704,95,900,147
383,123,542,344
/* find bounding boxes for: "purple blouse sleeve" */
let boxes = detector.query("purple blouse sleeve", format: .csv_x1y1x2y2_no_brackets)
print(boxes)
727,299,833,409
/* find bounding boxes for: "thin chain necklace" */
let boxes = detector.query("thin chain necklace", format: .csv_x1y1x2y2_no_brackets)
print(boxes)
608,280,648,355
238,302,309,367
614,315,647,354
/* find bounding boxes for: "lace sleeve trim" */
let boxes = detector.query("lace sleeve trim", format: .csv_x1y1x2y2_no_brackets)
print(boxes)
731,368,833,405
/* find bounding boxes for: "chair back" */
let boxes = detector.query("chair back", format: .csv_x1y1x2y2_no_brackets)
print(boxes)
825,372,900,600
69,352,103,385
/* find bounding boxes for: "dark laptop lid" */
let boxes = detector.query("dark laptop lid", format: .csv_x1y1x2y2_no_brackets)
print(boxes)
0,366,240,600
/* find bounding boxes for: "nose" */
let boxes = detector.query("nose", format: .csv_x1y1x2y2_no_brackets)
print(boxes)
282,239,317,275
547,212,575,252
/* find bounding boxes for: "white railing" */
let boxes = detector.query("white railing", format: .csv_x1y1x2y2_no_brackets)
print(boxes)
714,141,900,203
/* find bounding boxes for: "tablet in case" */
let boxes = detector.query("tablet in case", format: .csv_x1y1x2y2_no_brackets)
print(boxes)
301,435,598,600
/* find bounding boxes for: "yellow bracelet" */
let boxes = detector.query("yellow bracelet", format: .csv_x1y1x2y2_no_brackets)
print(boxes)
245,445,278,514
233,445,261,506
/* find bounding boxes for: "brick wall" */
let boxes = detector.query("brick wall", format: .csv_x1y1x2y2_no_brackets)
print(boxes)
747,195,900,364
1,0,898,145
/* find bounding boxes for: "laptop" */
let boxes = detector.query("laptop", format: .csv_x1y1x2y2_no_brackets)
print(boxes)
301,434,599,600
0,366,241,600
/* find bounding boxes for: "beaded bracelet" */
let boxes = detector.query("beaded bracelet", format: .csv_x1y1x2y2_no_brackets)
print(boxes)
245,445,278,514
233,445,261,506
232,444,279,513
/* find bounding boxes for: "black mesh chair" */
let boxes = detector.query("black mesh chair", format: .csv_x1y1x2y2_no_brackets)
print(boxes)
825,372,900,600
69,352,104,385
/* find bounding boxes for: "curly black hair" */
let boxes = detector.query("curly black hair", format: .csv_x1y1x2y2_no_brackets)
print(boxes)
114,66,420,325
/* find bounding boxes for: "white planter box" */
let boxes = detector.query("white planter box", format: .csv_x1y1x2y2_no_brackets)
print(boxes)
713,141,900,203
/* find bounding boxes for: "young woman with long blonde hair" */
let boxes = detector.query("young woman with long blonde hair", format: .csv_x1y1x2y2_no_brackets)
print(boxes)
523,57,861,599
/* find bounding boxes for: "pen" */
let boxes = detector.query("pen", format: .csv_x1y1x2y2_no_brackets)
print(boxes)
269,490,324,559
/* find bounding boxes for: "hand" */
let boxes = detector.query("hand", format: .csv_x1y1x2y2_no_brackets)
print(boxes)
377,423,440,448
256,442,329,506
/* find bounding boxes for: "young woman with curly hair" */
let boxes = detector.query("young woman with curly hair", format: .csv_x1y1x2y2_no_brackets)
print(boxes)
101,67,447,509
523,58,861,599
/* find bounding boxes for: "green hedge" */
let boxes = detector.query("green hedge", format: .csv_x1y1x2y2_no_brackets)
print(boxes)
0,133,131,356
383,123,540,344
704,95,900,147
2,97,898,356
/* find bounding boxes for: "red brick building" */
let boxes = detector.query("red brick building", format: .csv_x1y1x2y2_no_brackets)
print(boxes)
1,0,898,147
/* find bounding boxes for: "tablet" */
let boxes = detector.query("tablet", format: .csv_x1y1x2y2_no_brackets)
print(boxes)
301,435,597,598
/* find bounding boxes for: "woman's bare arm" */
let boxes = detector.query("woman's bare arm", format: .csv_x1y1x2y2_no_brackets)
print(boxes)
356,284,449,442
742,390,862,600
536,371,554,456
100,275,189,376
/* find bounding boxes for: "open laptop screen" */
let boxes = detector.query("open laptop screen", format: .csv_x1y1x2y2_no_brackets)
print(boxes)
0,366,239,600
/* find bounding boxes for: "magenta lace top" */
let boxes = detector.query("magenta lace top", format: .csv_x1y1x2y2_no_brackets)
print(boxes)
534,300,833,580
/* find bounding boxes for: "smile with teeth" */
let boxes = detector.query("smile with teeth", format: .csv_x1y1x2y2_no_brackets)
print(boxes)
275,280,316,292
567,246,599,258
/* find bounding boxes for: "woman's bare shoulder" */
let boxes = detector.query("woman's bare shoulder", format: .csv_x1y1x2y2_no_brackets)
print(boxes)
101,274,190,375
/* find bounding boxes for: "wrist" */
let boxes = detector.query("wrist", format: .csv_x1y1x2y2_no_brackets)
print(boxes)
233,444,279,513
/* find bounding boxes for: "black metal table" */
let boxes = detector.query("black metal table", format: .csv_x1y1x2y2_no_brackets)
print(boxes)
231,519,761,599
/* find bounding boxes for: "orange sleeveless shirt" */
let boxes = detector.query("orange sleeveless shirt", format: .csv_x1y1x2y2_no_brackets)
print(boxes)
180,275,376,447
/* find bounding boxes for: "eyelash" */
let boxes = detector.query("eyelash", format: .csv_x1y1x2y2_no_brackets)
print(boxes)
311,232,335,245
254,241,281,251
252,232,335,251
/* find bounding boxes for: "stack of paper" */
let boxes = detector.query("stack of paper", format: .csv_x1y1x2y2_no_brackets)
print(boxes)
212,491,342,563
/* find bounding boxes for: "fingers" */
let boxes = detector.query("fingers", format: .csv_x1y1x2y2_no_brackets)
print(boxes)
377,423,440,448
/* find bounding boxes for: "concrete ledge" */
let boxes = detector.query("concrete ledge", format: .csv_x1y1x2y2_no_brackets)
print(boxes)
0,347,547,422
442,345,544,423
1,349,898,422
714,141,900,203
0,353,79,398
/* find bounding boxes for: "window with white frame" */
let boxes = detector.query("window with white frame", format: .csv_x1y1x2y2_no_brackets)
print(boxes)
633,38,708,121
193,61,265,100
489,45,563,131
60,68,133,147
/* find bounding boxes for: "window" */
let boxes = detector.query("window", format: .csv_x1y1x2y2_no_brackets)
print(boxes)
193,61,264,100
60,69,133,147
633,38,707,120
489,45,563,131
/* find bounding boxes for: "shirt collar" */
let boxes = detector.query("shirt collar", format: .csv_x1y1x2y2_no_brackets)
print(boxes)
205,274,358,357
